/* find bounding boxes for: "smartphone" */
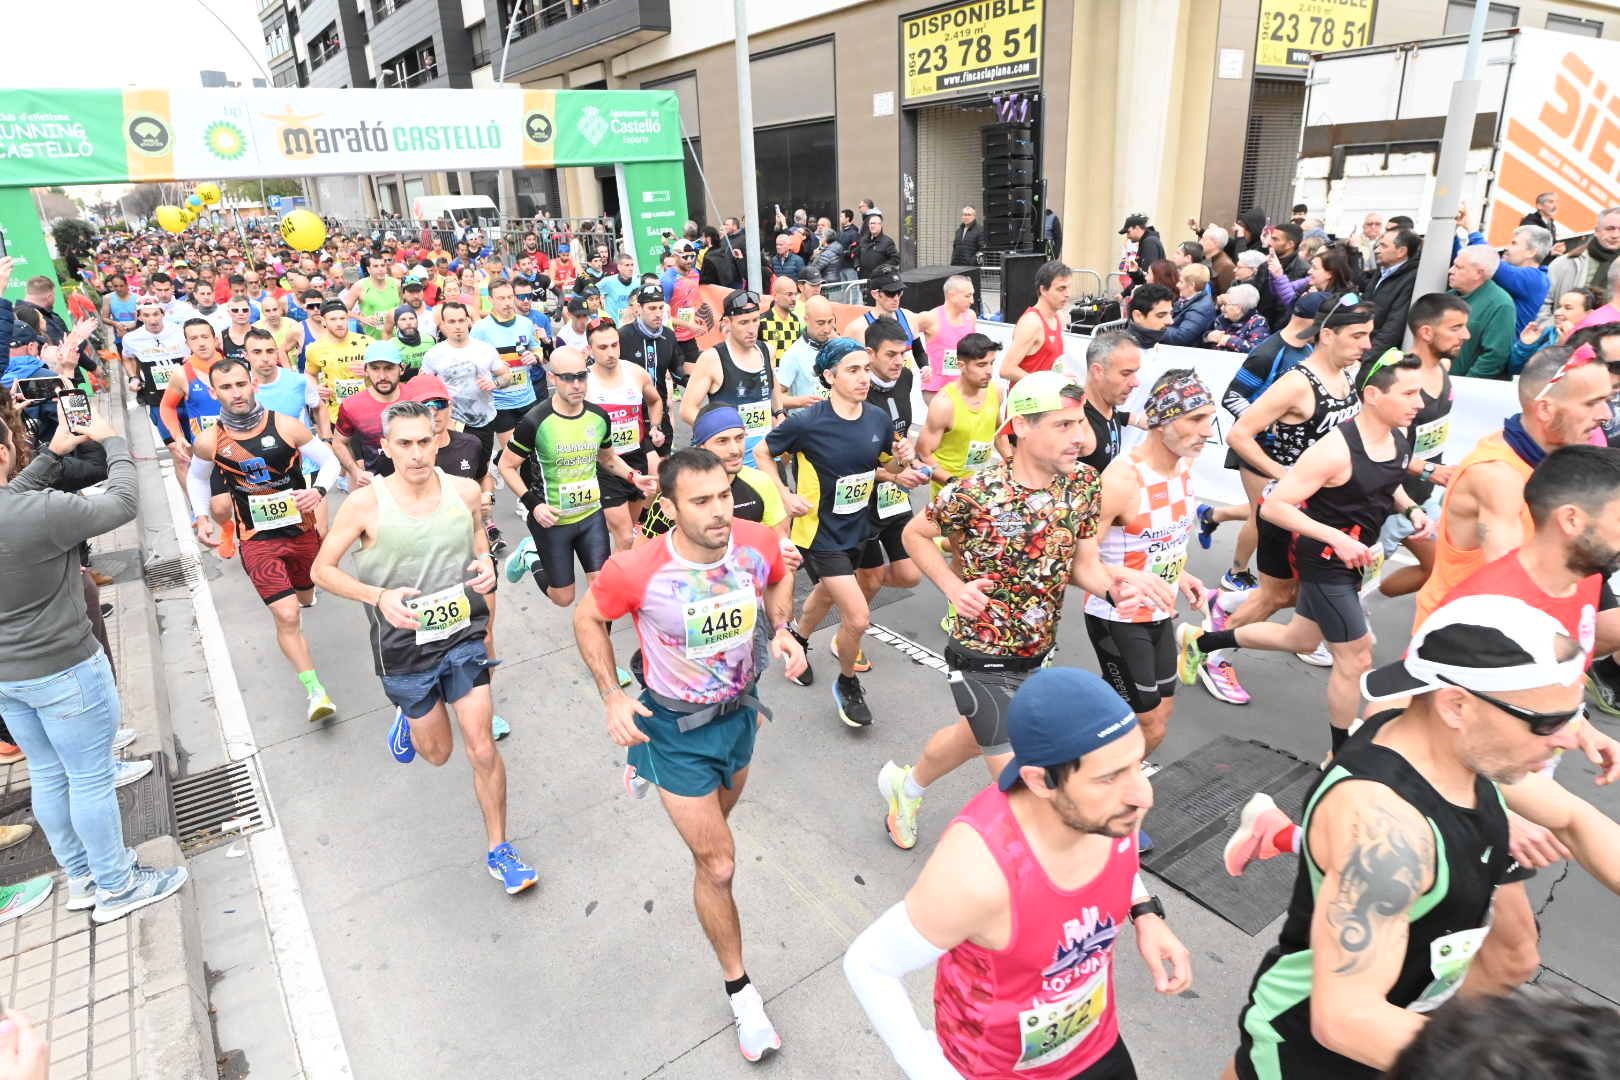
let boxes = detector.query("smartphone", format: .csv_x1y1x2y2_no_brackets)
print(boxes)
13,376,62,403
60,390,91,433
0,230,8,257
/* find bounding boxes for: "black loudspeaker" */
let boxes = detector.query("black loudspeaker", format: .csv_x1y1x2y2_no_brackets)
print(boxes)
1000,252,1045,323
900,264,981,313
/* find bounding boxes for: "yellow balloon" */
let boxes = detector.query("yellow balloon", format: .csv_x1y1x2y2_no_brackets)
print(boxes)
155,205,186,234
179,207,197,225
280,208,326,252
196,182,221,205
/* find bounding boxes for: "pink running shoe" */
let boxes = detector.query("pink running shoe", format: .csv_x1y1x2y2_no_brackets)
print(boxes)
1223,793,1293,876
1198,658,1251,705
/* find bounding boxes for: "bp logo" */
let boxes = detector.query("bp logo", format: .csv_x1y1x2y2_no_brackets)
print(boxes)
127,113,171,156
204,121,247,161
576,106,610,147
524,111,553,146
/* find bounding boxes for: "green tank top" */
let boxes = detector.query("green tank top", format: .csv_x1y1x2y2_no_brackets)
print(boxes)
359,279,402,340
354,468,489,675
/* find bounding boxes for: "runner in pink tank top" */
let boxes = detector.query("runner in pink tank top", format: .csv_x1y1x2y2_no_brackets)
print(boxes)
843,668,1192,1080
923,277,979,394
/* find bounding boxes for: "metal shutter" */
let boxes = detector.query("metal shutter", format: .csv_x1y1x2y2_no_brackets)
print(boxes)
916,101,995,265
1238,79,1306,223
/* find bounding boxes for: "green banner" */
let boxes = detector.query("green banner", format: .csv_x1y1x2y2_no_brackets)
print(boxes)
0,187,64,313
617,160,689,277
0,90,136,187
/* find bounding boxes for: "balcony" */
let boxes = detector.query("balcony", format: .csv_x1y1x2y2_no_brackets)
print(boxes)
384,63,441,88
497,0,669,81
370,0,410,27
308,31,341,69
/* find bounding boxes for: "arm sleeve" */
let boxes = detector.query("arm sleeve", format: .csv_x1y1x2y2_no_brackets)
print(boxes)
842,903,961,1080
301,433,341,490
1222,347,1273,417
186,452,216,518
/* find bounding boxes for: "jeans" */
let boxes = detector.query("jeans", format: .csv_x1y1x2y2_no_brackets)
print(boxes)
0,651,133,893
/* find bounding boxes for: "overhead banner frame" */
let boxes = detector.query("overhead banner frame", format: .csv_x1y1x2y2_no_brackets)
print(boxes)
0,87,690,284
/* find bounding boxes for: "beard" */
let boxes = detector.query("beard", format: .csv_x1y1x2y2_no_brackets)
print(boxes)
1569,529,1620,579
1053,790,1141,838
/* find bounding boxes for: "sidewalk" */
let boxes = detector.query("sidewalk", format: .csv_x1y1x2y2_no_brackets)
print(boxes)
0,391,215,1079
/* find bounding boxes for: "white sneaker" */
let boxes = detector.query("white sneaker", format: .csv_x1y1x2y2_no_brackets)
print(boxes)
92,863,189,924
728,983,781,1062
66,874,96,911
112,727,138,752
113,759,153,788
622,764,650,800
1295,642,1333,667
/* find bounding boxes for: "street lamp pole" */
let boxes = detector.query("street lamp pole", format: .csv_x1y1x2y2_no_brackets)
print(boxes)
1413,0,1489,300
734,0,762,292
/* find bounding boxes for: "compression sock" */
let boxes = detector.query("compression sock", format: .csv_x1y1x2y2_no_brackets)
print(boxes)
902,772,927,799
297,670,325,697
1273,823,1302,855
1330,725,1349,754
1199,628,1240,654
724,973,751,997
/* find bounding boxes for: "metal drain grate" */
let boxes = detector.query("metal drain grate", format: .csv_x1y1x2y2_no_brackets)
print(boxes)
143,553,202,591
173,759,270,854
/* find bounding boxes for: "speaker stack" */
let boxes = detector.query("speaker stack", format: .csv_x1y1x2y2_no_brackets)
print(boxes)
981,122,1036,253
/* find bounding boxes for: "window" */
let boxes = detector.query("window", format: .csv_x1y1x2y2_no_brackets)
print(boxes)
308,22,341,69
371,0,410,26
382,37,439,87
265,20,290,58
499,0,536,41
754,120,837,229
273,66,299,88
1444,2,1517,33
1546,12,1603,36
468,21,491,68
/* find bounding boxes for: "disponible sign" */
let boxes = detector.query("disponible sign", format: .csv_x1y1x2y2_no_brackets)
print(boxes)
1255,0,1376,70
901,0,1043,104
0,88,684,186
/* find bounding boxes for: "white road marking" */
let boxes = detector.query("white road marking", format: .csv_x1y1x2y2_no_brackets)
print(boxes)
863,622,948,672
152,425,353,1078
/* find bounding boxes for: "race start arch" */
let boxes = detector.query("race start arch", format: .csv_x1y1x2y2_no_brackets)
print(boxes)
0,87,689,299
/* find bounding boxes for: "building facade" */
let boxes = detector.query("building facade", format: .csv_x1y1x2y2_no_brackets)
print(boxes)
259,0,1620,276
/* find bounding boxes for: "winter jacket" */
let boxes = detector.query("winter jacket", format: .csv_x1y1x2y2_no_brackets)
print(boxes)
1160,290,1217,347
950,222,984,265
854,232,900,278
1365,259,1419,357
1541,239,1620,319
1209,311,1271,353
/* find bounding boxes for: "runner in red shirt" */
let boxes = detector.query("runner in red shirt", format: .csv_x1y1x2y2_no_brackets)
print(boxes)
845,667,1191,1080
999,260,1072,384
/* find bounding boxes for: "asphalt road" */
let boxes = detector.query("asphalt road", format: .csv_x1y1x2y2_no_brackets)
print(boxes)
172,478,1620,1079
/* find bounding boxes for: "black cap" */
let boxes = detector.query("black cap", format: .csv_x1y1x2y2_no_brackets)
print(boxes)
799,266,823,286
868,270,904,295
1119,212,1150,234
722,289,760,316
565,296,592,316
634,283,665,305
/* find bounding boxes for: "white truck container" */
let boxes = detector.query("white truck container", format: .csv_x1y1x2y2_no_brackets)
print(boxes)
1294,27,1620,247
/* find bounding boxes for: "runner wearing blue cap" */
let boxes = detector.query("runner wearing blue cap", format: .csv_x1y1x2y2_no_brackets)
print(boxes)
846,667,1190,1080
759,336,928,726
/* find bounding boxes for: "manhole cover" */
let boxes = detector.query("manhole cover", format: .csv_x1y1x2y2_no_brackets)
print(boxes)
174,759,269,854
0,752,175,887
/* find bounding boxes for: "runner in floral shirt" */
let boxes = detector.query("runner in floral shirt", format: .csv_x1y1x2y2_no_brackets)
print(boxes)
873,372,1176,850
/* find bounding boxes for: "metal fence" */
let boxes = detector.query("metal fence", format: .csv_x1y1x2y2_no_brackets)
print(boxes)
317,217,622,265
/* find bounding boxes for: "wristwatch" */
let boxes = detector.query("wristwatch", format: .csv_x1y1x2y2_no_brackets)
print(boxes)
1129,896,1166,923
1419,462,1436,482
313,484,328,498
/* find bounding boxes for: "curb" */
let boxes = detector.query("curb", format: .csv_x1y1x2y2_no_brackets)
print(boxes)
106,385,219,1077
130,836,213,1080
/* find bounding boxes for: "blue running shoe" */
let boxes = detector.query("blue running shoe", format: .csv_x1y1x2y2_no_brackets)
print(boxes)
388,709,416,764
504,537,537,584
1196,504,1218,550
487,842,538,895
1221,568,1259,592
616,665,633,688
492,714,511,741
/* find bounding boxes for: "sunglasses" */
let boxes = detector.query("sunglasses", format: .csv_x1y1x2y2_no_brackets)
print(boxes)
1359,346,1404,388
421,398,449,410
725,291,761,314
1534,343,1600,402
1315,291,1361,324
1440,677,1584,735
552,370,590,383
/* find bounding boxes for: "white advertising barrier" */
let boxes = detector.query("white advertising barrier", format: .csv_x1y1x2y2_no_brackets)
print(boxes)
969,320,1523,508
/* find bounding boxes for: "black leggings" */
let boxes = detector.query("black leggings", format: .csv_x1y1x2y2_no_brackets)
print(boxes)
1069,1037,1136,1079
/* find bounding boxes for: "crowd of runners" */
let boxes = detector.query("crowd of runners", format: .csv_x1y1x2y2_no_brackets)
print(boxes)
11,211,1620,1077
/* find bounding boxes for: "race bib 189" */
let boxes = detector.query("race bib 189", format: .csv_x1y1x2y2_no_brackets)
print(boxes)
246,490,301,531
